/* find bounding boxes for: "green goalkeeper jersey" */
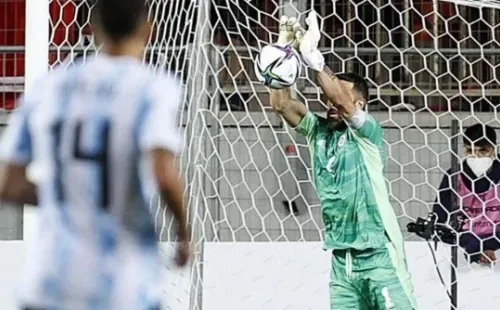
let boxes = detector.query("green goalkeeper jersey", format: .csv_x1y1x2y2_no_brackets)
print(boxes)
296,111,404,251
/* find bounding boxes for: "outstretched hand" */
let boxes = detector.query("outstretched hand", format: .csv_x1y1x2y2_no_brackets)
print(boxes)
297,10,321,54
296,10,325,72
277,15,302,49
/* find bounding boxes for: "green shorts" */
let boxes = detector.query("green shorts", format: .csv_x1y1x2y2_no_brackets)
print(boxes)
330,243,417,310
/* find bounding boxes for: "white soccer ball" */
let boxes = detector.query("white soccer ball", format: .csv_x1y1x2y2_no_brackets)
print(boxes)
254,44,301,89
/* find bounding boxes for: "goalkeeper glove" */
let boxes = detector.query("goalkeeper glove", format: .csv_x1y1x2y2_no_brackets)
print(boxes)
297,10,325,72
277,15,301,49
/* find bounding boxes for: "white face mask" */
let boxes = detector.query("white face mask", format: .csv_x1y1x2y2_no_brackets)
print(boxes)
466,157,494,177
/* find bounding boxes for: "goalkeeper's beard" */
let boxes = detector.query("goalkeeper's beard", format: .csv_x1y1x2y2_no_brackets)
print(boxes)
327,108,347,130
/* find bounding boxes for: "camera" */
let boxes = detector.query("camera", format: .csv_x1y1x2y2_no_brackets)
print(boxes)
407,212,464,244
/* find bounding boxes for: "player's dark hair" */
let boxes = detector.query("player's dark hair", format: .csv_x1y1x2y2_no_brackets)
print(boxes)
463,123,496,147
92,0,148,42
336,73,369,101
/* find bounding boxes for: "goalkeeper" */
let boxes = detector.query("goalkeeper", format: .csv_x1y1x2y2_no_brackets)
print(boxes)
270,11,417,310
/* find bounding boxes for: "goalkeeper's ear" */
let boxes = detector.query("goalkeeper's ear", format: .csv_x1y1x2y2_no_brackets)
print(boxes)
356,99,367,111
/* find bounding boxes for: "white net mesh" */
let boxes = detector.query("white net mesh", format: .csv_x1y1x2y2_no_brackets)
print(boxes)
19,0,500,309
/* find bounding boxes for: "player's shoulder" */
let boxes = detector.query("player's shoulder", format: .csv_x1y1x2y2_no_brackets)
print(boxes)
143,70,184,108
366,112,384,135
366,112,382,125
344,111,384,143
146,70,183,95
302,112,332,139
21,66,69,107
34,62,71,85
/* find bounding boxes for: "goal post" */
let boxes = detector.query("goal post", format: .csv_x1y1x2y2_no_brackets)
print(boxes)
23,0,49,243
19,0,500,309
440,0,500,9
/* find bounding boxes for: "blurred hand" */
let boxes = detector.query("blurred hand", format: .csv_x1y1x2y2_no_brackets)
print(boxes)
479,249,496,266
175,239,191,267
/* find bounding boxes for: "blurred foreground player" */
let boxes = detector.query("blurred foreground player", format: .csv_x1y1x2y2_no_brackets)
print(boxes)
0,0,190,309
270,11,417,309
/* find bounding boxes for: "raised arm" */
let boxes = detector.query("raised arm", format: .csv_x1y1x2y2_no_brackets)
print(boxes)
269,87,307,127
296,11,357,119
297,11,383,142
317,66,357,118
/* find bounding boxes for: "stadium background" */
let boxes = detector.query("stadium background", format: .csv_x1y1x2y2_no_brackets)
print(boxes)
0,0,500,309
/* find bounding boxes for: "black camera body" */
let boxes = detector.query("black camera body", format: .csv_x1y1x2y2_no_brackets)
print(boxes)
407,212,464,244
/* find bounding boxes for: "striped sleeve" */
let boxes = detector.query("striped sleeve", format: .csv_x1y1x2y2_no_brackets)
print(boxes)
138,75,184,154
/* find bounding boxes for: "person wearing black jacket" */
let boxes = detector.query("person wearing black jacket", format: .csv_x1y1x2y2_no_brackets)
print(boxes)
433,123,500,265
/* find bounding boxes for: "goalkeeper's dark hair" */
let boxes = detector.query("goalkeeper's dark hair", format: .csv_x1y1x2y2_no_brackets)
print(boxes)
463,123,496,147
336,73,369,101
92,0,148,42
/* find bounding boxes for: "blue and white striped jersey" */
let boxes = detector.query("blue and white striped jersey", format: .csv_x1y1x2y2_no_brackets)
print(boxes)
0,54,184,310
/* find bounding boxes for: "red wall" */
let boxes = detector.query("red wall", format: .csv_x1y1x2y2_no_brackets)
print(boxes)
0,0,77,109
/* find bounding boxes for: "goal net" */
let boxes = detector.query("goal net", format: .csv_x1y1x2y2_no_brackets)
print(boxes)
17,0,500,309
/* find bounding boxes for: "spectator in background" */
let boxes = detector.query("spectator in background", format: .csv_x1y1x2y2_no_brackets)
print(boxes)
434,123,500,265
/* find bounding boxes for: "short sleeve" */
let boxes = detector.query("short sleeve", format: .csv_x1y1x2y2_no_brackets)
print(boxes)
295,111,320,140
0,96,33,165
347,109,383,144
138,75,184,154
